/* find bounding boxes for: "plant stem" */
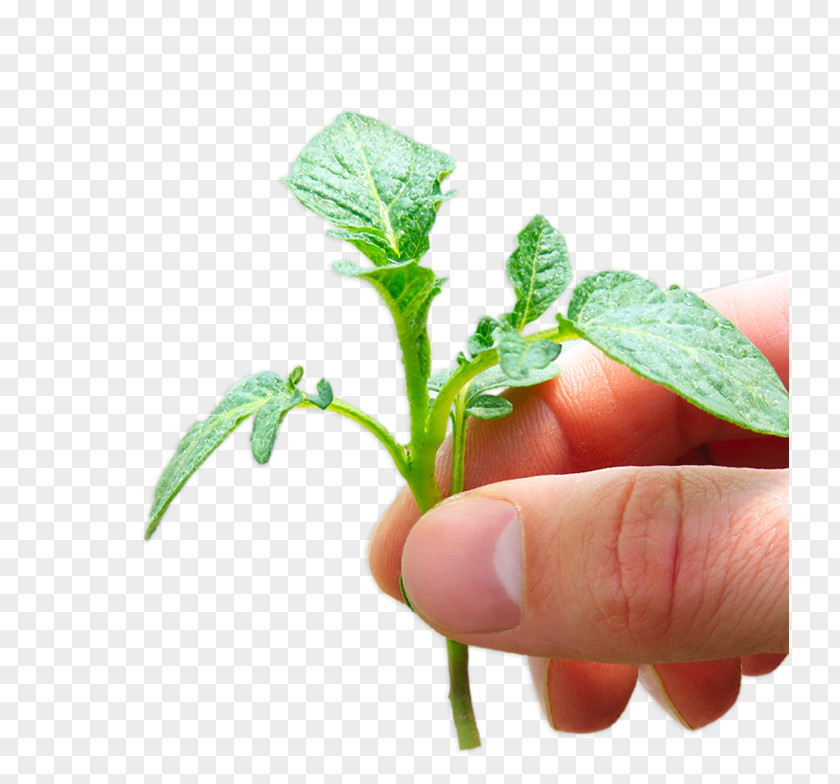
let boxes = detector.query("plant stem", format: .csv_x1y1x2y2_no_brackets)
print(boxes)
396,315,582,749
298,397,410,479
443,386,481,748
447,638,481,750
426,319,581,454
449,387,468,498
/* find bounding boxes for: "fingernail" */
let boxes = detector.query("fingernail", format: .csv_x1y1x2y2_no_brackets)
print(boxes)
400,497,523,634
637,664,693,729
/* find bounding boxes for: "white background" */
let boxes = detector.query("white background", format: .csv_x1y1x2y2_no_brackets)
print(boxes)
1,2,833,782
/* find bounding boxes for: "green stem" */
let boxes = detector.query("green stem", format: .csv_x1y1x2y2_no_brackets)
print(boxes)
298,397,409,479
427,320,581,454
447,638,481,750
392,317,581,749
444,385,481,749
450,387,468,497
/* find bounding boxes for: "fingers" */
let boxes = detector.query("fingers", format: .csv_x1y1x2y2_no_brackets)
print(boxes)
399,465,788,663
638,659,742,729
528,657,744,733
741,653,788,676
369,273,789,602
528,658,638,733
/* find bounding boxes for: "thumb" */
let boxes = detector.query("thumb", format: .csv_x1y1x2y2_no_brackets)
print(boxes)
400,465,788,663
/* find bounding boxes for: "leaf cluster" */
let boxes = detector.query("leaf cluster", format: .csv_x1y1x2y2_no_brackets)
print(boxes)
147,110,789,544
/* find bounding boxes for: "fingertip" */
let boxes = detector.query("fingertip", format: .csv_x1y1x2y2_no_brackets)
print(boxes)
741,653,788,677
368,486,421,602
530,658,639,733
639,659,742,730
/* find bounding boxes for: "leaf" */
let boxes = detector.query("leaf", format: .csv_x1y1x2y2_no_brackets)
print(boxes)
284,112,455,265
289,366,304,386
566,270,789,437
250,386,304,465
506,215,572,330
494,322,562,380
307,379,334,410
334,259,444,381
465,395,514,420
466,363,560,400
146,372,305,539
467,316,499,358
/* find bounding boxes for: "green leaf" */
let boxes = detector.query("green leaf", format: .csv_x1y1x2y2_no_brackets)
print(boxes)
467,316,499,358
466,362,560,400
146,372,303,539
289,366,304,386
495,322,562,380
566,270,789,437
506,215,572,330
307,379,334,410
284,112,455,265
250,386,304,465
465,395,514,420
334,259,444,382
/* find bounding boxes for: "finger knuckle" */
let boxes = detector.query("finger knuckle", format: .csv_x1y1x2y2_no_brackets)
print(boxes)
589,468,685,652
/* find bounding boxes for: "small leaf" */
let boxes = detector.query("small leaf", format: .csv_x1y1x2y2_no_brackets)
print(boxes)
146,372,299,539
250,386,304,465
467,316,499,358
566,270,789,436
494,322,562,380
465,395,514,420
506,215,572,330
466,363,560,400
307,379,334,410
284,112,455,265
289,366,304,386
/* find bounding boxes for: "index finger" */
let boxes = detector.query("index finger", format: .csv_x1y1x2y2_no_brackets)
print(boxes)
369,272,789,601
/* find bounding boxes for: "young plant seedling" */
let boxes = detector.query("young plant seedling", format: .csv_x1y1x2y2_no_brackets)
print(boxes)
146,113,790,750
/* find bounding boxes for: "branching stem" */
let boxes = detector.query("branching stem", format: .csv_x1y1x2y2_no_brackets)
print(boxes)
316,318,581,750
427,320,581,453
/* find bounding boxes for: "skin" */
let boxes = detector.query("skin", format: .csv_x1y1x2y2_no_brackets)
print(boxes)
368,272,789,732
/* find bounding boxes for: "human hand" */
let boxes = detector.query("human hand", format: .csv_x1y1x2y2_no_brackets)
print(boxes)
368,272,789,732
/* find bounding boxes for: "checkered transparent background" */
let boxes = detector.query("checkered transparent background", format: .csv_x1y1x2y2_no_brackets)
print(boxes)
1,2,834,782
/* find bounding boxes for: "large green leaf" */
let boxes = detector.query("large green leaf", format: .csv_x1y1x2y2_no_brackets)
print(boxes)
147,370,308,539
506,215,571,330
565,271,789,437
334,259,445,381
284,113,455,265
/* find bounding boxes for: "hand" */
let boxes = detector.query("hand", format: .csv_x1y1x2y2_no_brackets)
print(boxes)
368,272,789,732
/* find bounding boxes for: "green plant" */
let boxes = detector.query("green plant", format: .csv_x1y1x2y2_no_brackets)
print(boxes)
146,113,790,750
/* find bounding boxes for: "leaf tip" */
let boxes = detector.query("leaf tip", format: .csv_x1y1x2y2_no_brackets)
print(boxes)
144,518,160,541
252,449,271,465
